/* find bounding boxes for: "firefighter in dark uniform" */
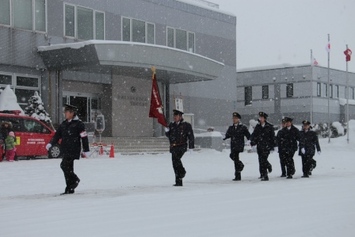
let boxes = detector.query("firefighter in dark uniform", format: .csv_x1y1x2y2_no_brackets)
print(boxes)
276,117,300,179
276,118,287,177
165,109,194,186
299,120,321,178
46,104,90,195
223,112,250,181
250,112,275,181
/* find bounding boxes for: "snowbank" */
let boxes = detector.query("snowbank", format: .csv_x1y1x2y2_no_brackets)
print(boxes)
0,85,24,114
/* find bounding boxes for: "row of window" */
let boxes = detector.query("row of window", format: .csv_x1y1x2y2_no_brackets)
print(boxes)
244,84,294,106
316,82,350,99
0,73,41,107
0,0,46,32
0,1,196,53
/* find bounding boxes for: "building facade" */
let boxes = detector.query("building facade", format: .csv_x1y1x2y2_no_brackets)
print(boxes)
237,64,355,125
0,0,237,137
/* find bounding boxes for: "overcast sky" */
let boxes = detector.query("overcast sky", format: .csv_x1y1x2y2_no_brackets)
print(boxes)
212,0,355,72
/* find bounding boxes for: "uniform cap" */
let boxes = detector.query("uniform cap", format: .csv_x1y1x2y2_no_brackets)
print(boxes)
302,120,311,125
64,104,78,113
284,117,293,122
173,109,184,115
232,112,241,119
258,111,268,119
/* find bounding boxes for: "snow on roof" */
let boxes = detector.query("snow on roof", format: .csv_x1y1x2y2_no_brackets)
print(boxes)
175,0,236,16
38,40,225,66
237,63,312,73
0,85,24,114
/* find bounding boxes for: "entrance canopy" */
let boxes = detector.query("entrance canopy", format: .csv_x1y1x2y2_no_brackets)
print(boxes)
38,40,224,84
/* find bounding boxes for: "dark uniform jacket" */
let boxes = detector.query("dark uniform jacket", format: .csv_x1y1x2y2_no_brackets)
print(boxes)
277,125,300,154
250,121,275,152
165,119,194,153
224,123,250,153
299,129,321,156
50,116,89,159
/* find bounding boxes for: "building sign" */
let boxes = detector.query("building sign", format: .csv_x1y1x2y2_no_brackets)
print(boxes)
117,94,148,107
175,98,184,112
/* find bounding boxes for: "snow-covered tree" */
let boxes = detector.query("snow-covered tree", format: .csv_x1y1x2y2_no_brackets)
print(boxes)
24,91,52,125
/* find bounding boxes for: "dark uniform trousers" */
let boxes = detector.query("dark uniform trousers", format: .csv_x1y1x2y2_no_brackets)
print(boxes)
257,150,272,177
230,152,244,176
60,158,80,188
279,153,287,175
171,148,187,180
280,152,296,176
301,154,317,175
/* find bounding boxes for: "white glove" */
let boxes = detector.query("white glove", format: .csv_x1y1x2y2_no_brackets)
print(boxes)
301,148,305,154
46,143,52,151
164,127,170,132
317,151,321,155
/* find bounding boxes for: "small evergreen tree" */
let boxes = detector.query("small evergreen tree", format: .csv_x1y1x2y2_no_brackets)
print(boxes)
24,91,53,126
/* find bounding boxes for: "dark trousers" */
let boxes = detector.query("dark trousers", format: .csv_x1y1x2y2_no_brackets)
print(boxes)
279,153,286,175
257,151,271,177
172,150,186,180
230,152,244,176
60,158,79,188
301,155,316,175
280,152,296,176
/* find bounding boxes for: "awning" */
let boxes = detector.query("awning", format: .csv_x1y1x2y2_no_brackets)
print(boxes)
38,40,224,84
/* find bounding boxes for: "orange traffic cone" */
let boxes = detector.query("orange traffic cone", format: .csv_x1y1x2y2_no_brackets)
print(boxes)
109,143,115,158
99,145,104,155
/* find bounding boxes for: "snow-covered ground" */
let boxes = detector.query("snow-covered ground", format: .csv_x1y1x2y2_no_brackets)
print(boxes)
1,136,355,237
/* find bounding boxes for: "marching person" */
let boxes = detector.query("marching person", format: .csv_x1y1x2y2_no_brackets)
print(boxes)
223,112,250,181
276,117,300,179
165,109,194,186
250,112,275,181
276,119,287,177
46,104,90,195
299,120,321,178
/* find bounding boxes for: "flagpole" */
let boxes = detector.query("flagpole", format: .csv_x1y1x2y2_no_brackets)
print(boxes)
346,44,350,143
310,49,314,124
327,34,331,143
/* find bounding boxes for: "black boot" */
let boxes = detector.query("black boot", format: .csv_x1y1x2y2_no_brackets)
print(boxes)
174,178,183,186
261,174,269,181
60,187,75,195
280,173,286,177
233,172,241,181
302,173,309,178
286,175,293,179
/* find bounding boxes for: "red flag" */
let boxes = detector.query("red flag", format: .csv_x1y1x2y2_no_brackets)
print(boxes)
313,58,319,66
344,48,352,62
149,68,168,127
325,42,331,52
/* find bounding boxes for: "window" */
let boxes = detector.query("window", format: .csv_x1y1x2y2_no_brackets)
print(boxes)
329,84,333,98
77,7,93,40
64,4,105,40
262,85,269,99
23,119,50,134
65,4,75,37
0,74,12,85
95,11,105,40
324,83,328,97
122,17,155,44
0,0,11,25
14,75,41,107
9,0,46,31
17,76,39,87
13,0,33,30
335,85,339,98
317,82,321,97
286,83,293,98
352,88,355,100
166,27,195,53
245,86,252,106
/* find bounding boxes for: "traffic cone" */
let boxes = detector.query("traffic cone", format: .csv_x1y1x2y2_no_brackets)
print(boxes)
109,143,115,158
99,145,104,156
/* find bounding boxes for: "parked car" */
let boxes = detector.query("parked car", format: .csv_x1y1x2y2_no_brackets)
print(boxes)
0,113,60,159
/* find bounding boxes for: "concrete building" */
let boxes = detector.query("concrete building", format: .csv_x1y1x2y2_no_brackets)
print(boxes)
0,0,236,137
237,64,355,125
